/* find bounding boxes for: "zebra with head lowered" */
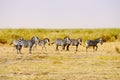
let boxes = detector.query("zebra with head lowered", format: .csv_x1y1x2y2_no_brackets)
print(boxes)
67,38,82,52
38,38,50,51
52,36,71,51
85,38,103,52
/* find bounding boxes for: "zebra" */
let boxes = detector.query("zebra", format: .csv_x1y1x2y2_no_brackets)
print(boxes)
10,38,23,54
15,43,22,54
10,37,23,46
38,38,50,51
19,36,40,53
52,36,71,51
67,38,82,52
85,38,103,52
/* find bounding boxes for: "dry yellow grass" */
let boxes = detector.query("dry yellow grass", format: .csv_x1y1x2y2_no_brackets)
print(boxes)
0,28,120,44
0,42,120,80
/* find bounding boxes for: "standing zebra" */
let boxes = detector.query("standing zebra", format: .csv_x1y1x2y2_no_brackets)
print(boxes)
15,43,22,54
18,36,40,53
10,37,23,46
38,38,50,51
67,38,82,52
86,38,103,52
52,36,71,51
10,38,23,54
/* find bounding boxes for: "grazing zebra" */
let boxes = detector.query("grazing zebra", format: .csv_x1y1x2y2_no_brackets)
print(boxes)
86,38,103,52
19,36,40,53
67,38,82,52
38,38,50,51
52,36,71,51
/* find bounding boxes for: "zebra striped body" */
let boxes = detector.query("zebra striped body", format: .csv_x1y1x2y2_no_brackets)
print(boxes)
10,38,23,54
39,38,50,51
67,38,82,51
86,38,103,52
19,36,40,53
52,37,71,51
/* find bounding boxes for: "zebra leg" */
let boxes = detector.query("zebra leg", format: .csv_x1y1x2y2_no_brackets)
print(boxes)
41,45,47,51
41,46,43,51
19,49,21,54
33,43,37,51
62,45,65,51
17,50,19,54
16,45,19,54
15,45,17,53
56,45,59,51
93,46,95,52
16,49,18,54
29,46,33,53
44,46,47,51
96,45,98,51
86,46,88,52
30,44,34,53
29,48,32,53
18,49,20,54
43,45,47,51
19,45,22,54
66,45,70,51
76,45,78,51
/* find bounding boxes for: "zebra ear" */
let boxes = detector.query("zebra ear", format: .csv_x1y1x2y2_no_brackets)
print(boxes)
99,38,103,40
20,37,24,40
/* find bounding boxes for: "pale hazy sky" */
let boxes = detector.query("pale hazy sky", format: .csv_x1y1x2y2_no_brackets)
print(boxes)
0,0,120,28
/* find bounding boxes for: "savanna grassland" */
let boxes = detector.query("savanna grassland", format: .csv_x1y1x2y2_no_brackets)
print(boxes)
0,28,120,44
0,29,120,80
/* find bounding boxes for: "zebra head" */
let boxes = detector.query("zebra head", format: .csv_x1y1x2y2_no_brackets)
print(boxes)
44,38,50,45
64,36,71,44
32,36,40,44
99,38,103,45
19,37,24,40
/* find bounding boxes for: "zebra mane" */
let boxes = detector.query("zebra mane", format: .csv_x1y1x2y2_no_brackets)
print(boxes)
31,36,39,40
94,37,100,40
94,38,102,43
64,36,70,39
77,38,82,40
43,38,50,42
20,37,24,40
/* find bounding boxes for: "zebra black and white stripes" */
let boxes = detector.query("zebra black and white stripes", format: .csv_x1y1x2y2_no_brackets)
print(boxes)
85,38,103,52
